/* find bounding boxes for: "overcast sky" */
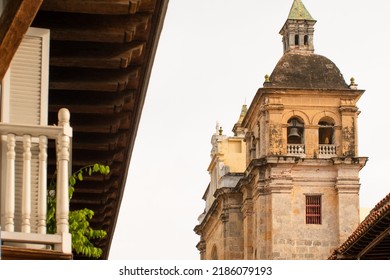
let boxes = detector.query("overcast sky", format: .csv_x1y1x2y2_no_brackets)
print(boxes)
109,0,390,259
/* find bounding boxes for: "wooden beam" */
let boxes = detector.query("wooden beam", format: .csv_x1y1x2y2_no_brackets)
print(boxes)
1,246,72,260
358,228,390,259
0,0,42,80
41,0,146,15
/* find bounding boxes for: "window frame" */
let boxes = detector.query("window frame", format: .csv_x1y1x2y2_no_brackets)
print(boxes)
305,194,322,225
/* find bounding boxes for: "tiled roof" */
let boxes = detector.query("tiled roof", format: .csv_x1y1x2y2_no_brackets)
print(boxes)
268,53,349,89
329,192,390,259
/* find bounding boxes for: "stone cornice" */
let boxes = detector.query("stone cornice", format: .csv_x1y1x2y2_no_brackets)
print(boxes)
194,199,219,235
195,183,243,234
332,157,368,169
335,184,360,194
196,240,206,253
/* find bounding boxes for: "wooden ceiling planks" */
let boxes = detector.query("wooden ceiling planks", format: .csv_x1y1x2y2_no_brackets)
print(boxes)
40,0,154,15
33,12,150,43
49,42,145,69
31,0,168,259
49,67,140,92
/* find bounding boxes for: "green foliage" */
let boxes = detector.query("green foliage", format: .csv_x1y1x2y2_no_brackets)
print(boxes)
69,209,107,258
47,163,110,258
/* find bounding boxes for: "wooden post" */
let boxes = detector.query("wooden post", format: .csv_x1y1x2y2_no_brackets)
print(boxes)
38,135,47,234
4,133,15,232
21,134,32,233
56,108,71,234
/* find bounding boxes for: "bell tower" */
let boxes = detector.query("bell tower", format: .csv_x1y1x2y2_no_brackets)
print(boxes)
195,0,368,260
240,0,367,259
280,0,316,54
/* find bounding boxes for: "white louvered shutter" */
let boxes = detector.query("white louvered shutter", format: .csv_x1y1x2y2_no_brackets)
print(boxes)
1,27,49,233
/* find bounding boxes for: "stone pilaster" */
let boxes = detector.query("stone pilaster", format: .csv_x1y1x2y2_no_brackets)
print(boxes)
333,157,368,243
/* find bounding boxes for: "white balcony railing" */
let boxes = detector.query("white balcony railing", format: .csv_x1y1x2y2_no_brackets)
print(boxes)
0,108,72,254
287,144,305,156
319,144,336,158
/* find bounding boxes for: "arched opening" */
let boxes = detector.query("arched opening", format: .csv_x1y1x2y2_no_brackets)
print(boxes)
318,120,334,144
304,35,309,46
294,34,299,46
211,245,218,260
318,118,336,157
287,117,305,155
287,118,304,144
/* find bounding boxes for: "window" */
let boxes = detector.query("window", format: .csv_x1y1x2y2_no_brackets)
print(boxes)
1,27,49,233
306,195,321,224
295,34,299,46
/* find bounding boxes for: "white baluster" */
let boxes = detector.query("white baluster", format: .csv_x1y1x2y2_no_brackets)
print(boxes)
5,134,16,232
22,134,32,233
56,109,71,234
38,135,48,234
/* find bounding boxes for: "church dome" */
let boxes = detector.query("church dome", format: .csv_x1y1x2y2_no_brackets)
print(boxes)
268,53,349,89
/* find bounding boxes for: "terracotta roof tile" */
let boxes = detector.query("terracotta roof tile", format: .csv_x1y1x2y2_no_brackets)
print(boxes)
329,192,390,259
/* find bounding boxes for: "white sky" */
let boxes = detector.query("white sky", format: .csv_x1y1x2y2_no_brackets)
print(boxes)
109,0,390,259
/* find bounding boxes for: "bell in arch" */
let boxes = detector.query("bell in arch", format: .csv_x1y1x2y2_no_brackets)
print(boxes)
288,127,300,138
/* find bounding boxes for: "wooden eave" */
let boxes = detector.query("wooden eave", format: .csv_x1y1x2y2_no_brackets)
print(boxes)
28,0,168,259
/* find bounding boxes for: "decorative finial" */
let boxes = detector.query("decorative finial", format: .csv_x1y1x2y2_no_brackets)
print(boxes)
264,74,270,83
219,127,223,136
349,77,358,89
58,108,70,126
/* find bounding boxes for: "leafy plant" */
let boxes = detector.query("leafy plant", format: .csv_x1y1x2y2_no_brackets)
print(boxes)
47,163,110,258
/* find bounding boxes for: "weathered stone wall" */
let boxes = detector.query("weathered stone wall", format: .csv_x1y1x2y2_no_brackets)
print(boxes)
201,191,244,260
203,218,224,260
247,159,362,260
197,86,365,260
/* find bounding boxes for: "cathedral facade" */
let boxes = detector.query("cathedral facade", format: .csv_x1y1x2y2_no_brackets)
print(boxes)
194,0,367,260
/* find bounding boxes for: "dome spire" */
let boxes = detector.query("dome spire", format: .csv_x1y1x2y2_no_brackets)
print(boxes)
288,0,314,21
280,0,316,54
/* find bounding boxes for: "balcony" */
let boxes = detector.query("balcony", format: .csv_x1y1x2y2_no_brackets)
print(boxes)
287,144,305,156
0,108,72,258
319,144,336,158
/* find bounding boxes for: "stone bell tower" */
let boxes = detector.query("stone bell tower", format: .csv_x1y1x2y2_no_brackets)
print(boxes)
195,0,367,260
280,0,316,54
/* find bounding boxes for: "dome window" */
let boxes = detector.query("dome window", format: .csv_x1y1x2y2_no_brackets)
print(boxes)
304,35,309,46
